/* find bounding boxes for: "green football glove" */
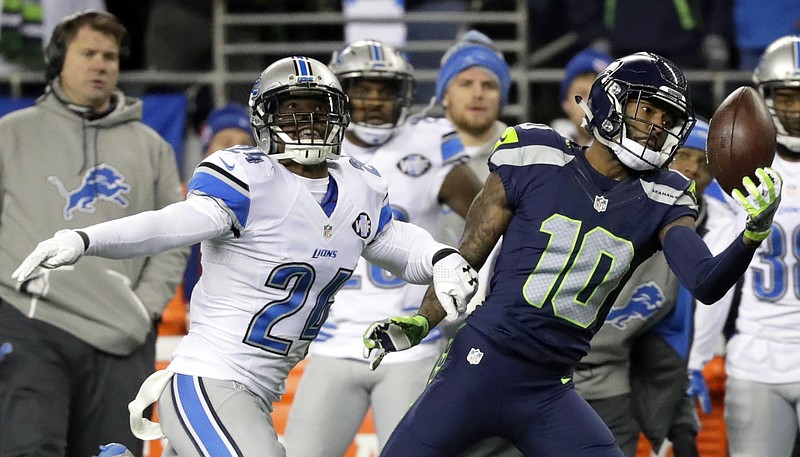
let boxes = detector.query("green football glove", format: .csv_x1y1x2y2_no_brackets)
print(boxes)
363,314,430,370
732,167,782,243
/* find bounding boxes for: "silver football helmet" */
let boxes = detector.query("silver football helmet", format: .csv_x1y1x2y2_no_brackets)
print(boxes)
753,35,800,153
330,40,414,145
249,56,349,165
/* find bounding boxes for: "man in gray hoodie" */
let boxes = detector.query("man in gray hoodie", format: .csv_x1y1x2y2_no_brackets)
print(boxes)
0,10,187,457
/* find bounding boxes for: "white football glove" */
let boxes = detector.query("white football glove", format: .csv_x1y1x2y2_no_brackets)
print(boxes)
432,249,478,320
12,229,86,283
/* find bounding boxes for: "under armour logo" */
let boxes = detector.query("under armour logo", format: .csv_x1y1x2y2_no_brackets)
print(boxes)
464,267,477,286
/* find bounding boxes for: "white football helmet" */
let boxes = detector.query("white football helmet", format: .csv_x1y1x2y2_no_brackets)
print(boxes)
249,56,349,165
579,52,696,171
753,35,800,153
329,40,414,145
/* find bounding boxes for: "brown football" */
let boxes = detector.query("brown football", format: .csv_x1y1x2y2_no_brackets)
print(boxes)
706,86,776,195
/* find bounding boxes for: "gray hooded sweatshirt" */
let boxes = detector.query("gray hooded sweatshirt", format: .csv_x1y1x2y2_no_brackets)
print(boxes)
0,82,188,356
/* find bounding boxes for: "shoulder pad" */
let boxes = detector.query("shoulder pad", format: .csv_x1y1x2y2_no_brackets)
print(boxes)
489,124,575,169
332,155,390,197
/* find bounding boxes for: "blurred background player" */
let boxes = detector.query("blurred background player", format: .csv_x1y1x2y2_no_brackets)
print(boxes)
366,51,781,456
551,48,614,147
690,34,800,457
574,120,713,457
11,56,479,457
282,39,482,456
0,10,187,457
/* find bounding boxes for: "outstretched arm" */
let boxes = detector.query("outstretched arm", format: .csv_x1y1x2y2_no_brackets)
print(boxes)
660,167,781,304
12,197,230,282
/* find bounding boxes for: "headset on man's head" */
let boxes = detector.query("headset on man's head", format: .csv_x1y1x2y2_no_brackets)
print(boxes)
44,9,130,81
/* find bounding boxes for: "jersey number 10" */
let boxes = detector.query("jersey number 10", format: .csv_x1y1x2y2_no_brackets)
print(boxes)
523,214,634,328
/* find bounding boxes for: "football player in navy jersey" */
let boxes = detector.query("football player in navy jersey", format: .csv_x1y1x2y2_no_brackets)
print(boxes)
364,52,783,456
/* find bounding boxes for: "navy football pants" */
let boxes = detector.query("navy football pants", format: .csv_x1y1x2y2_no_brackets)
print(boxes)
381,324,624,457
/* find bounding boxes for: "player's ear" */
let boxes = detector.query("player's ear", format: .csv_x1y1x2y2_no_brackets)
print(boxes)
442,95,450,109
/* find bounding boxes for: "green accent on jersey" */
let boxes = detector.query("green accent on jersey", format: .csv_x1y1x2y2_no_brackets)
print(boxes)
494,126,520,151
686,180,697,204
21,1,42,21
673,0,696,29
561,376,572,385
3,0,22,13
428,333,458,384
523,214,635,328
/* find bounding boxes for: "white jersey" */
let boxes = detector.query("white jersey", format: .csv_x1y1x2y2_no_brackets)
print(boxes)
690,155,800,383
727,154,800,383
310,117,466,363
168,147,395,403
688,179,740,370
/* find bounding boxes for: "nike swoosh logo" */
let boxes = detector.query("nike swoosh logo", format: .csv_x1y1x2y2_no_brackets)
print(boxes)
220,157,235,171
561,376,571,385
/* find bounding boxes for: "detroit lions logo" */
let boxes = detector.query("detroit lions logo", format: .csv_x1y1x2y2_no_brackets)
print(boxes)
48,164,131,221
605,281,665,330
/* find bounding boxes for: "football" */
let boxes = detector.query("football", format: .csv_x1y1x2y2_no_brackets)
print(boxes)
706,86,776,195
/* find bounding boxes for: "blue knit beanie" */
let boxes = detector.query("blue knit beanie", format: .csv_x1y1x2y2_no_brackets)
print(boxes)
560,48,613,102
436,30,511,108
683,119,709,151
201,103,251,152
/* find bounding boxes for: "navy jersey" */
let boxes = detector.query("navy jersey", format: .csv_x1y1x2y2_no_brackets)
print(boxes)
468,124,697,374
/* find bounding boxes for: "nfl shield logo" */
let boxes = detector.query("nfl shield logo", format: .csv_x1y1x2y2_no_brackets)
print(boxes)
593,195,608,213
323,224,333,239
466,348,484,365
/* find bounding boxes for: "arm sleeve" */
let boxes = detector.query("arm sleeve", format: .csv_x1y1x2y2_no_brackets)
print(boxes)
361,219,448,285
662,225,757,305
84,196,231,259
130,142,191,318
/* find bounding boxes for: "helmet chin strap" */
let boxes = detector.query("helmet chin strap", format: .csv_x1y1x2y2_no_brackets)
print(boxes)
350,123,396,146
608,137,665,171
771,109,800,153
272,130,334,165
778,134,800,153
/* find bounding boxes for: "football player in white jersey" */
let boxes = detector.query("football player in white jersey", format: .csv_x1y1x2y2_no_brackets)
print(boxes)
282,40,483,456
689,35,800,457
11,56,479,457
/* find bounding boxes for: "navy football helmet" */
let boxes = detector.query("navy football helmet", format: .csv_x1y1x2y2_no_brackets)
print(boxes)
580,52,696,171
249,56,350,165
